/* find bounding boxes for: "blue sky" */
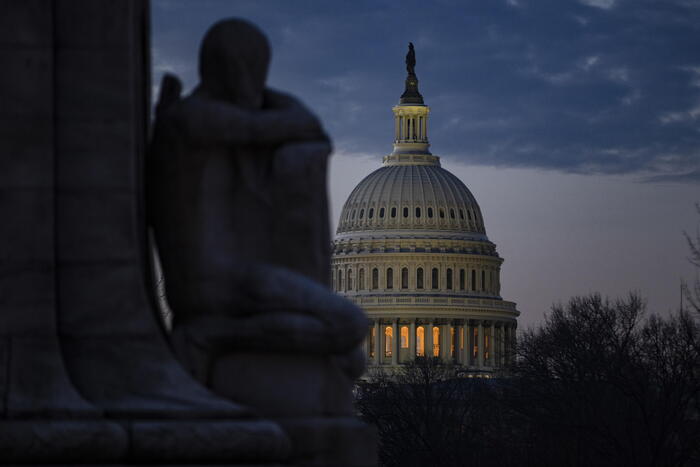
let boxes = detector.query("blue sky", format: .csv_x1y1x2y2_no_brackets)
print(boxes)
153,0,700,326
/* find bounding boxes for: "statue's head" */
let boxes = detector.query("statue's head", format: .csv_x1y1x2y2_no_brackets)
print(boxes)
198,18,271,109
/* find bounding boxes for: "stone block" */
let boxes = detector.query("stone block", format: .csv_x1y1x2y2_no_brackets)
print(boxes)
57,190,137,262
0,0,52,47
56,48,134,121
0,49,52,118
0,117,53,188
57,120,135,190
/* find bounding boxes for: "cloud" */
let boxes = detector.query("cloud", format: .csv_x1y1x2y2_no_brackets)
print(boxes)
659,103,700,125
579,0,617,9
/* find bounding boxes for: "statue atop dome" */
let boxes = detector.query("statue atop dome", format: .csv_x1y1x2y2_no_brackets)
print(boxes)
406,42,416,76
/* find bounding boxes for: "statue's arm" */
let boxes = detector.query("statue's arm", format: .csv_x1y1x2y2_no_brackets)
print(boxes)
174,89,326,147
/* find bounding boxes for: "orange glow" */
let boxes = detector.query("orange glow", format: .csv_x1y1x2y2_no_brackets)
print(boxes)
416,326,425,356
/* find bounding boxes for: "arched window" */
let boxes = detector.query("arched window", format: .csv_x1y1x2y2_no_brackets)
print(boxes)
391,207,397,218
432,268,439,290
459,269,465,290
368,208,374,219
347,269,353,291
471,269,476,291
359,268,365,290
450,208,455,219
385,326,393,357
428,207,434,218
379,207,385,218
432,326,440,357
337,270,343,291
439,209,445,218
446,268,453,290
400,326,409,349
481,270,486,292
359,209,364,219
416,326,425,356
415,207,421,218
386,268,393,289
401,267,409,289
403,207,409,218
372,268,379,290
416,268,424,289
459,209,465,220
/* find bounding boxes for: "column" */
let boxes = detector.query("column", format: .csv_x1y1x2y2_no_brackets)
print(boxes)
462,322,471,366
490,322,495,367
409,320,416,360
477,321,484,368
441,324,450,362
425,321,433,359
391,320,399,365
374,320,381,365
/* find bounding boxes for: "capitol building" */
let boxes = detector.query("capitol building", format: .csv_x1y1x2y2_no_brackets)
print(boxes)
331,47,519,374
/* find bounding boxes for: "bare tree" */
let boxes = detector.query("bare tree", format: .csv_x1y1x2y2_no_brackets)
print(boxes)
683,203,700,314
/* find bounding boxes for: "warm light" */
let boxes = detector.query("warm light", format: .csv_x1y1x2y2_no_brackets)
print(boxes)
416,326,425,356
433,326,440,357
384,326,393,357
400,326,409,349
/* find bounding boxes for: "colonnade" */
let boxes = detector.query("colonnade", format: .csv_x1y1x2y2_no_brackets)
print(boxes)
365,318,516,370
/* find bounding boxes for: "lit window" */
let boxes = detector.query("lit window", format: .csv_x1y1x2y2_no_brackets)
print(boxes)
401,267,409,289
473,327,479,358
416,326,425,356
400,326,409,348
416,268,424,289
433,326,440,357
451,327,455,357
386,268,393,289
385,326,393,357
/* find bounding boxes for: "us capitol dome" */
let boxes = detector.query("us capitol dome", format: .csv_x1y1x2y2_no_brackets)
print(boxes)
331,44,519,375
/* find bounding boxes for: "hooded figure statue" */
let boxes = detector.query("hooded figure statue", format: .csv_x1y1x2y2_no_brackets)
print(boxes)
147,19,366,416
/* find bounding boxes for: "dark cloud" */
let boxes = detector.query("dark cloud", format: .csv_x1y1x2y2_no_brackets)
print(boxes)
153,0,700,181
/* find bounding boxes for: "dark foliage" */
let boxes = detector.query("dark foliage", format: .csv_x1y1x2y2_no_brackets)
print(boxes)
356,295,700,467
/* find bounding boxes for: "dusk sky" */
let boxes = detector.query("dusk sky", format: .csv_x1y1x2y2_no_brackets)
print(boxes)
153,0,700,328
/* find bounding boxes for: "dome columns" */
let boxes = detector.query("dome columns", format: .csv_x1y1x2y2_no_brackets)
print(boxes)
365,317,516,374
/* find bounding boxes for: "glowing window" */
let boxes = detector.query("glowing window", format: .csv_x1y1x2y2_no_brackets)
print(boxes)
386,268,393,289
400,326,409,348
416,268,424,289
372,268,379,289
432,326,440,357
431,268,439,290
446,268,453,290
485,333,490,360
384,326,393,357
391,207,397,218
416,326,425,356
379,207,385,218
451,327,455,357
473,327,479,358
401,267,409,289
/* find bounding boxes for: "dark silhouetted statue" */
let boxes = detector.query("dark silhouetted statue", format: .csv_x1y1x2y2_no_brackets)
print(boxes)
406,42,416,75
148,19,368,420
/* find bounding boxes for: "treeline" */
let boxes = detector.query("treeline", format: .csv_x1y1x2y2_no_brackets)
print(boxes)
355,294,700,467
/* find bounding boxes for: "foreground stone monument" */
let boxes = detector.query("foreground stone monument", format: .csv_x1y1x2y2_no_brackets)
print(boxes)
0,1,375,464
